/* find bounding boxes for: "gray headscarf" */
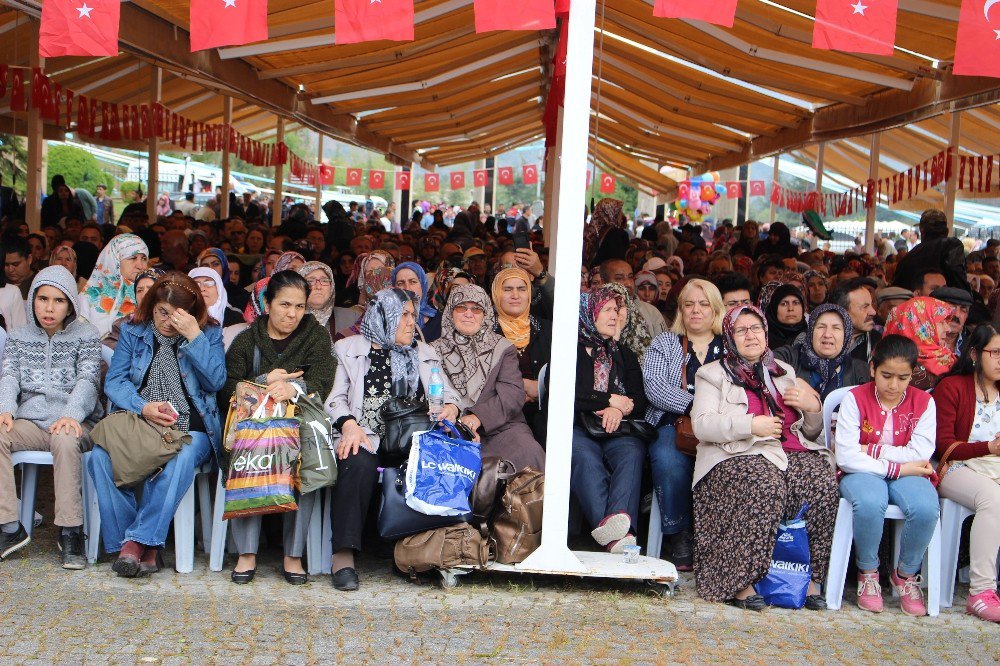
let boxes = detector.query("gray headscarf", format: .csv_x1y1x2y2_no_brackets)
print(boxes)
432,284,507,404
360,288,421,397
297,261,336,327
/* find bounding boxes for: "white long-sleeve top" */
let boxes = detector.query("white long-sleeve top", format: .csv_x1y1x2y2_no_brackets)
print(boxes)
834,390,936,479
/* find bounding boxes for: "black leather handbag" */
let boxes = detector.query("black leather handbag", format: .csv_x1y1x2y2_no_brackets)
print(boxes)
579,411,658,444
377,465,471,540
379,397,435,466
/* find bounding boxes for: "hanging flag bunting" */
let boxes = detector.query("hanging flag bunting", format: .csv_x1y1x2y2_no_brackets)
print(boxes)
395,171,411,190
652,0,738,28
39,0,121,57
345,168,362,186
369,170,385,189
677,181,690,199
190,0,268,52
812,0,899,55
425,173,440,192
522,164,539,185
450,172,465,190
725,181,743,198
599,173,616,194
749,180,767,196
700,182,715,199
954,0,1000,77
498,166,514,185
319,164,334,185
555,0,570,17
474,0,556,32
336,0,415,44
473,169,489,187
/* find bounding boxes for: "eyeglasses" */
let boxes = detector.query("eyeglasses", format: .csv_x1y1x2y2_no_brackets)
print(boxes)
454,304,486,315
307,278,333,287
195,278,216,288
981,348,1000,359
725,298,752,308
733,324,765,337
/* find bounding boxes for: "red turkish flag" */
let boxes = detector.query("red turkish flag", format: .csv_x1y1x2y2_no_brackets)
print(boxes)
556,0,570,17
677,181,690,198
954,0,1000,76
336,0,414,44
39,0,120,57
498,166,514,185
473,169,489,187
319,164,334,185
425,173,440,192
395,171,411,190
749,180,767,196
700,182,715,199
450,172,465,190
599,173,616,194
345,168,362,186
653,0,737,27
522,164,539,185
474,0,555,32
726,181,743,198
812,0,898,55
190,0,268,52
369,170,385,189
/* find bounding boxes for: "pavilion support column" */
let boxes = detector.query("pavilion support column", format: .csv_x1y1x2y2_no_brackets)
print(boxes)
25,46,45,232
315,133,324,221
473,158,487,208
486,156,496,213
815,142,826,193
542,108,563,250
146,66,162,223
768,154,780,225
221,96,233,219
944,111,962,233
864,133,881,254
274,117,285,223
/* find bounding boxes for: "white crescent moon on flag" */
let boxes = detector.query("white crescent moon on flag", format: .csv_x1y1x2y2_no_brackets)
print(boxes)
526,167,535,177
429,175,438,184
986,0,999,21
602,175,613,186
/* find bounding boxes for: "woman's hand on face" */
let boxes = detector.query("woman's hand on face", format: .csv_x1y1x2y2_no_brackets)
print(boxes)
523,378,539,403
438,403,460,424
336,421,370,460
596,406,623,433
751,415,784,439
900,460,934,477
142,401,178,427
267,380,299,403
49,417,82,438
608,394,634,415
171,308,202,342
783,379,822,413
265,368,303,384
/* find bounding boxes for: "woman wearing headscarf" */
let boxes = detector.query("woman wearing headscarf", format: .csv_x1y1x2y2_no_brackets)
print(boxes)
731,220,760,258
77,234,150,339
586,198,629,267
422,267,474,343
753,221,799,260
297,261,336,342
571,286,648,553
243,278,270,324
198,248,249,312
325,288,460,591
432,285,545,472
188,267,244,327
49,245,88,293
884,296,957,390
335,250,396,336
690,305,838,611
603,282,653,365
105,267,165,350
392,261,437,332
272,251,305,275
634,270,660,307
762,283,808,350
775,304,870,401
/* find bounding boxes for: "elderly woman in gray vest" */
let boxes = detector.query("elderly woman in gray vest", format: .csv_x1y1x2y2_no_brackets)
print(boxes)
431,284,545,472
325,288,460,592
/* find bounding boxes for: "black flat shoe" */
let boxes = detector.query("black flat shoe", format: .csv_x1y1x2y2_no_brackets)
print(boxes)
282,569,308,585
332,566,359,591
231,568,256,584
805,594,828,611
725,594,767,611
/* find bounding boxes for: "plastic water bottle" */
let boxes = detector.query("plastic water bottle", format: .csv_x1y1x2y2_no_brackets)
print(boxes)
428,367,444,419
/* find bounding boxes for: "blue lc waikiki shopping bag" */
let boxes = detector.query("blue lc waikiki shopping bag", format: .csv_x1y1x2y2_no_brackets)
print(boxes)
405,420,482,517
755,503,811,608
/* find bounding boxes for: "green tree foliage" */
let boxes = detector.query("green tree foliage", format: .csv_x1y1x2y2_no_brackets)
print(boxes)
47,144,114,195
0,134,27,194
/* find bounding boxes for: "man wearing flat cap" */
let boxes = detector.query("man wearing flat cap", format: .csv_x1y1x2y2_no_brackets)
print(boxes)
931,286,973,355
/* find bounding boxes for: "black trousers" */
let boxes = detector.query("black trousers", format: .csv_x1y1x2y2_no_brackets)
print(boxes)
329,447,380,553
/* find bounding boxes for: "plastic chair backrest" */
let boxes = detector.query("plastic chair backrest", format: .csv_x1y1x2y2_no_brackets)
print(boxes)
822,386,853,452
537,363,548,406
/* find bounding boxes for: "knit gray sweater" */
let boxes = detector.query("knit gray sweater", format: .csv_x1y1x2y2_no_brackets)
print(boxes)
0,265,103,429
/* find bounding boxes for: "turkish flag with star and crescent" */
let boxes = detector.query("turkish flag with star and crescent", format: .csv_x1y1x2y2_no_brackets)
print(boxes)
450,172,465,190
498,166,514,185
319,165,335,185
653,0,737,27
726,181,743,198
812,0,899,55
395,171,411,190
336,0,414,44
954,0,1000,76
474,0,556,32
424,173,440,192
522,164,539,185
39,0,120,57
190,0,269,52
369,170,385,189
473,169,489,187
749,180,767,196
345,168,362,186
599,173,616,194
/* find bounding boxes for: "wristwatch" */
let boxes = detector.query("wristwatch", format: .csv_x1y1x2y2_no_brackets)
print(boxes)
534,270,548,281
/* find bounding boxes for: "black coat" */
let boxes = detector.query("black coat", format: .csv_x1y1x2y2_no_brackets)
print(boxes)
892,237,968,291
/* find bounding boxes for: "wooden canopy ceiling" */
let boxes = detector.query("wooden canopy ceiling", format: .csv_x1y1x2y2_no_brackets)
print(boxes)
1,0,1000,196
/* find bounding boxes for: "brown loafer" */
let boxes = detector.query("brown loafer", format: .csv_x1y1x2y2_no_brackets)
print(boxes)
112,540,144,578
138,547,163,576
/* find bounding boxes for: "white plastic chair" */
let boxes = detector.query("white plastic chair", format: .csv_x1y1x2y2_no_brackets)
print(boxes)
646,494,663,561
13,450,92,539
938,497,975,608
822,388,941,616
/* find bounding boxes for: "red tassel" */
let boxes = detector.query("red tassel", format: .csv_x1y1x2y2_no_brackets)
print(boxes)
988,156,994,194
11,68,24,112
0,65,7,98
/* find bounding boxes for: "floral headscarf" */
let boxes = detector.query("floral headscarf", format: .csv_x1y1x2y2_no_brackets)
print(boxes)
244,277,270,323
722,305,786,416
792,303,853,399
884,297,956,376
432,284,505,404
603,282,652,365
83,233,148,318
50,244,77,273
756,280,784,313
255,250,281,280
392,261,436,326
584,198,623,264
492,267,533,351
273,251,306,274
349,250,396,303
429,267,467,312
360,288,421,397
297,261,336,327
197,248,231,285
579,285,625,393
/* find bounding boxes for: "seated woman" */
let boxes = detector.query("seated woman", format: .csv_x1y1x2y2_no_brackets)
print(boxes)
105,268,164,350
642,278,725,569
77,234,150,339
775,303,870,401
325,288,460,592
392,261,437,335
197,248,249,311
835,335,939,617
297,261,337,342
0,266,103,568
571,285,647,554
221,270,337,585
89,273,225,578
691,305,838,611
421,267,474,342
761,283,807,350
930,324,1000,623
432,284,545,471
335,250,395,338
603,282,653,365
884,297,956,391
48,245,89,293
189,267,245,327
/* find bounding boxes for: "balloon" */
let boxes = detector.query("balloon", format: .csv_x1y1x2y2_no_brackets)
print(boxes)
701,204,712,215
711,171,721,183
715,184,726,195
700,172,714,182
679,198,688,209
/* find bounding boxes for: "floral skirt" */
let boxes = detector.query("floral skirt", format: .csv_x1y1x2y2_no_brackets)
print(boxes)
692,451,839,602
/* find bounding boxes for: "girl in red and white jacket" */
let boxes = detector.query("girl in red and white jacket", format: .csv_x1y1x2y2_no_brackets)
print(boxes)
835,334,939,617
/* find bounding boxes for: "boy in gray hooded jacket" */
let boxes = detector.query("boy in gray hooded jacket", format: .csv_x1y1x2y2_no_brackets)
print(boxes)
0,265,102,568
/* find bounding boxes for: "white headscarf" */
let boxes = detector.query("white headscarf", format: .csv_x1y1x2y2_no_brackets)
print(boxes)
188,266,228,324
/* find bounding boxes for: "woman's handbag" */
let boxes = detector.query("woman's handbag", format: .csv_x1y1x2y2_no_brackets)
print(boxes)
378,465,471,540
380,396,435,465
91,411,191,488
673,337,700,456
579,411,658,444
405,420,482,516
292,392,338,494
224,380,289,453
223,404,301,520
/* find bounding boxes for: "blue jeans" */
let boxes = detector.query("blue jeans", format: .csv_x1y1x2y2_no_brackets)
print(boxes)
648,423,694,535
88,431,212,552
839,472,939,576
570,427,645,532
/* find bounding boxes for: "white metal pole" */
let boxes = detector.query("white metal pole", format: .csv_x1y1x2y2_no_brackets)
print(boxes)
518,0,597,574
864,133,880,254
